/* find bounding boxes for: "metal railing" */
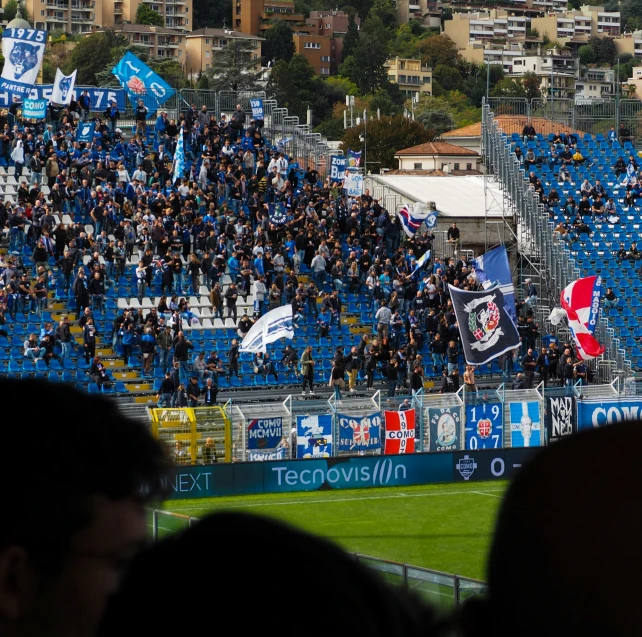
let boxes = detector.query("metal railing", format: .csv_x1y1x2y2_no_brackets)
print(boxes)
482,100,631,381
147,509,487,608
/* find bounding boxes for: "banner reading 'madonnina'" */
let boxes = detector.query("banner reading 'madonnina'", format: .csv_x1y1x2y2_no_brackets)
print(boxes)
0,28,47,97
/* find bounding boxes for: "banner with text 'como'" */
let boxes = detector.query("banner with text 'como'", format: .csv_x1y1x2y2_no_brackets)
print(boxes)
0,86,125,110
577,397,642,431
247,417,283,450
165,448,534,499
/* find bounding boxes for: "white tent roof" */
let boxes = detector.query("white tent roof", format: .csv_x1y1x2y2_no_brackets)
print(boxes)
374,175,506,218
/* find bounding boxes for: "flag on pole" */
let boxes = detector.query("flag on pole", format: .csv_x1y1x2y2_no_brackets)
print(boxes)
51,68,77,105
548,276,604,360
172,125,185,183
397,203,437,238
449,285,521,365
0,27,47,97
411,250,431,276
239,305,294,353
471,245,517,323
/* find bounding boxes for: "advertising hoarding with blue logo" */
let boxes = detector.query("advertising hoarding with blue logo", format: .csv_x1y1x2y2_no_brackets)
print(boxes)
576,398,642,431
509,401,542,448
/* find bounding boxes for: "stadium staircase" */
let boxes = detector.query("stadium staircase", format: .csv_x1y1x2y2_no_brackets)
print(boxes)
483,102,635,379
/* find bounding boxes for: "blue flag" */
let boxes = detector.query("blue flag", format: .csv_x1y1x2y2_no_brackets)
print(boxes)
249,97,264,120
76,121,95,143
111,51,175,115
173,125,185,183
269,202,287,225
411,250,431,276
471,245,516,323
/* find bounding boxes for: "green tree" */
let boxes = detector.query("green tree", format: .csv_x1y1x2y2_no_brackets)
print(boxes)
206,39,262,92
268,54,329,122
4,0,30,23
433,64,463,93
263,21,295,64
135,3,164,26
621,0,642,24
369,88,402,115
627,15,642,30
415,109,454,135
369,0,396,29
196,73,210,89
416,34,459,69
491,77,527,98
193,0,231,28
341,114,435,172
341,13,360,62
340,15,391,94
67,32,115,85
315,117,346,140
523,71,541,100
588,36,616,65
578,44,597,65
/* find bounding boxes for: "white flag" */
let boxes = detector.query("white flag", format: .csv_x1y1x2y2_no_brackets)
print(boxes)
51,68,77,105
239,305,294,353
0,28,47,97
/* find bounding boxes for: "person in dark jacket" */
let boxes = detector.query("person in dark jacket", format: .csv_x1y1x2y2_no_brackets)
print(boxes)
172,331,194,384
82,316,97,364
120,322,138,366
140,327,157,376
73,270,89,319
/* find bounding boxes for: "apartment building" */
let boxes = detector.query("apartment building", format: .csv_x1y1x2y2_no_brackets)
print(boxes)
384,58,433,98
461,40,541,73
29,0,192,32
444,10,527,48
395,0,441,29
530,5,620,43
97,24,185,61
574,68,614,102
511,47,579,98
614,32,642,60
185,29,263,75
233,0,304,36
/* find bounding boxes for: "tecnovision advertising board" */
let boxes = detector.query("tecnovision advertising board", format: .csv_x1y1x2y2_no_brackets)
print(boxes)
166,448,537,499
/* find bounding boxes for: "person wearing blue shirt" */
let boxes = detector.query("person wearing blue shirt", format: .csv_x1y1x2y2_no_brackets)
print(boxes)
155,112,167,145
317,307,331,337
227,253,240,279
253,254,264,278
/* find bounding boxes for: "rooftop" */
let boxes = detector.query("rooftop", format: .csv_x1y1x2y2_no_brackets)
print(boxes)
395,141,480,156
443,115,584,138
187,28,264,40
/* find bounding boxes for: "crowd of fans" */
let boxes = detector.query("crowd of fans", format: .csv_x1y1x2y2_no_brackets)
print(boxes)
0,99,596,404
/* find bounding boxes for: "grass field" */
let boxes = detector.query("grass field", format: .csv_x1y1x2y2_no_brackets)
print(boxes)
151,480,508,580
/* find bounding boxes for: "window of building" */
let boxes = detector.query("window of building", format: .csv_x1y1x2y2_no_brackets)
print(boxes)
321,67,330,74
304,42,321,49
423,76,431,83
467,163,472,170
205,51,210,57
41,9,44,15
321,55,330,62
186,19,189,24
454,163,460,170
205,38,209,44
326,23,331,28
576,84,584,91
414,163,423,170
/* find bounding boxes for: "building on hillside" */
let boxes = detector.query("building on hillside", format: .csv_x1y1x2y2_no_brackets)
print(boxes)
395,0,441,29
96,24,185,61
233,1,357,75
384,58,433,98
530,5,620,44
394,141,481,172
444,10,528,48
574,68,614,103
30,0,193,32
510,47,580,98
461,39,542,73
614,32,642,60
185,29,262,76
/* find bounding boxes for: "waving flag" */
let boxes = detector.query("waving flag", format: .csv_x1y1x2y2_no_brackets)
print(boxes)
411,249,431,276
111,51,175,115
549,276,604,360
51,68,77,105
398,203,436,238
450,285,521,365
172,125,185,183
0,27,47,97
471,245,517,323
268,202,287,225
239,305,294,353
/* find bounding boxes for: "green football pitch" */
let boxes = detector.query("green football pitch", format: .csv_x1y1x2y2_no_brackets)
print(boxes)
150,480,507,580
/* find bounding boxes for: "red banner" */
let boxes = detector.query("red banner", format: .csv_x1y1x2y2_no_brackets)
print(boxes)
384,409,416,454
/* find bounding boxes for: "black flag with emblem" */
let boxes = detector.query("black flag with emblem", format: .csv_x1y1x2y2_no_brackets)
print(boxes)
449,284,520,366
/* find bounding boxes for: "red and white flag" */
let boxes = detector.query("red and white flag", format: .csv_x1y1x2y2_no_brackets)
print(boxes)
384,409,416,454
549,276,605,360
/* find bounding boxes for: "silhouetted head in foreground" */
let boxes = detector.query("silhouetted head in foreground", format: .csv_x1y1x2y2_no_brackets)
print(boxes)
100,512,443,637
461,422,642,637
0,379,170,637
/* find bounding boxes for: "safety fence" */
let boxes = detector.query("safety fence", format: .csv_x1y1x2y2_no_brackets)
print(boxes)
146,381,642,474
482,100,631,381
147,509,487,608
487,97,642,139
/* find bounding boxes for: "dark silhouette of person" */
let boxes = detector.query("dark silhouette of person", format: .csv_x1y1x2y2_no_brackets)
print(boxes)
460,421,642,637
100,512,446,637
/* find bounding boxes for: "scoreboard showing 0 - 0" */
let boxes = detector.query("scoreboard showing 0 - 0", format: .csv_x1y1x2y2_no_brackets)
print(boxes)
465,402,504,450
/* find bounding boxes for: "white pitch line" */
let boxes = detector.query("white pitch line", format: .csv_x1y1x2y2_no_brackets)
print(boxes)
171,488,506,512
472,491,503,499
